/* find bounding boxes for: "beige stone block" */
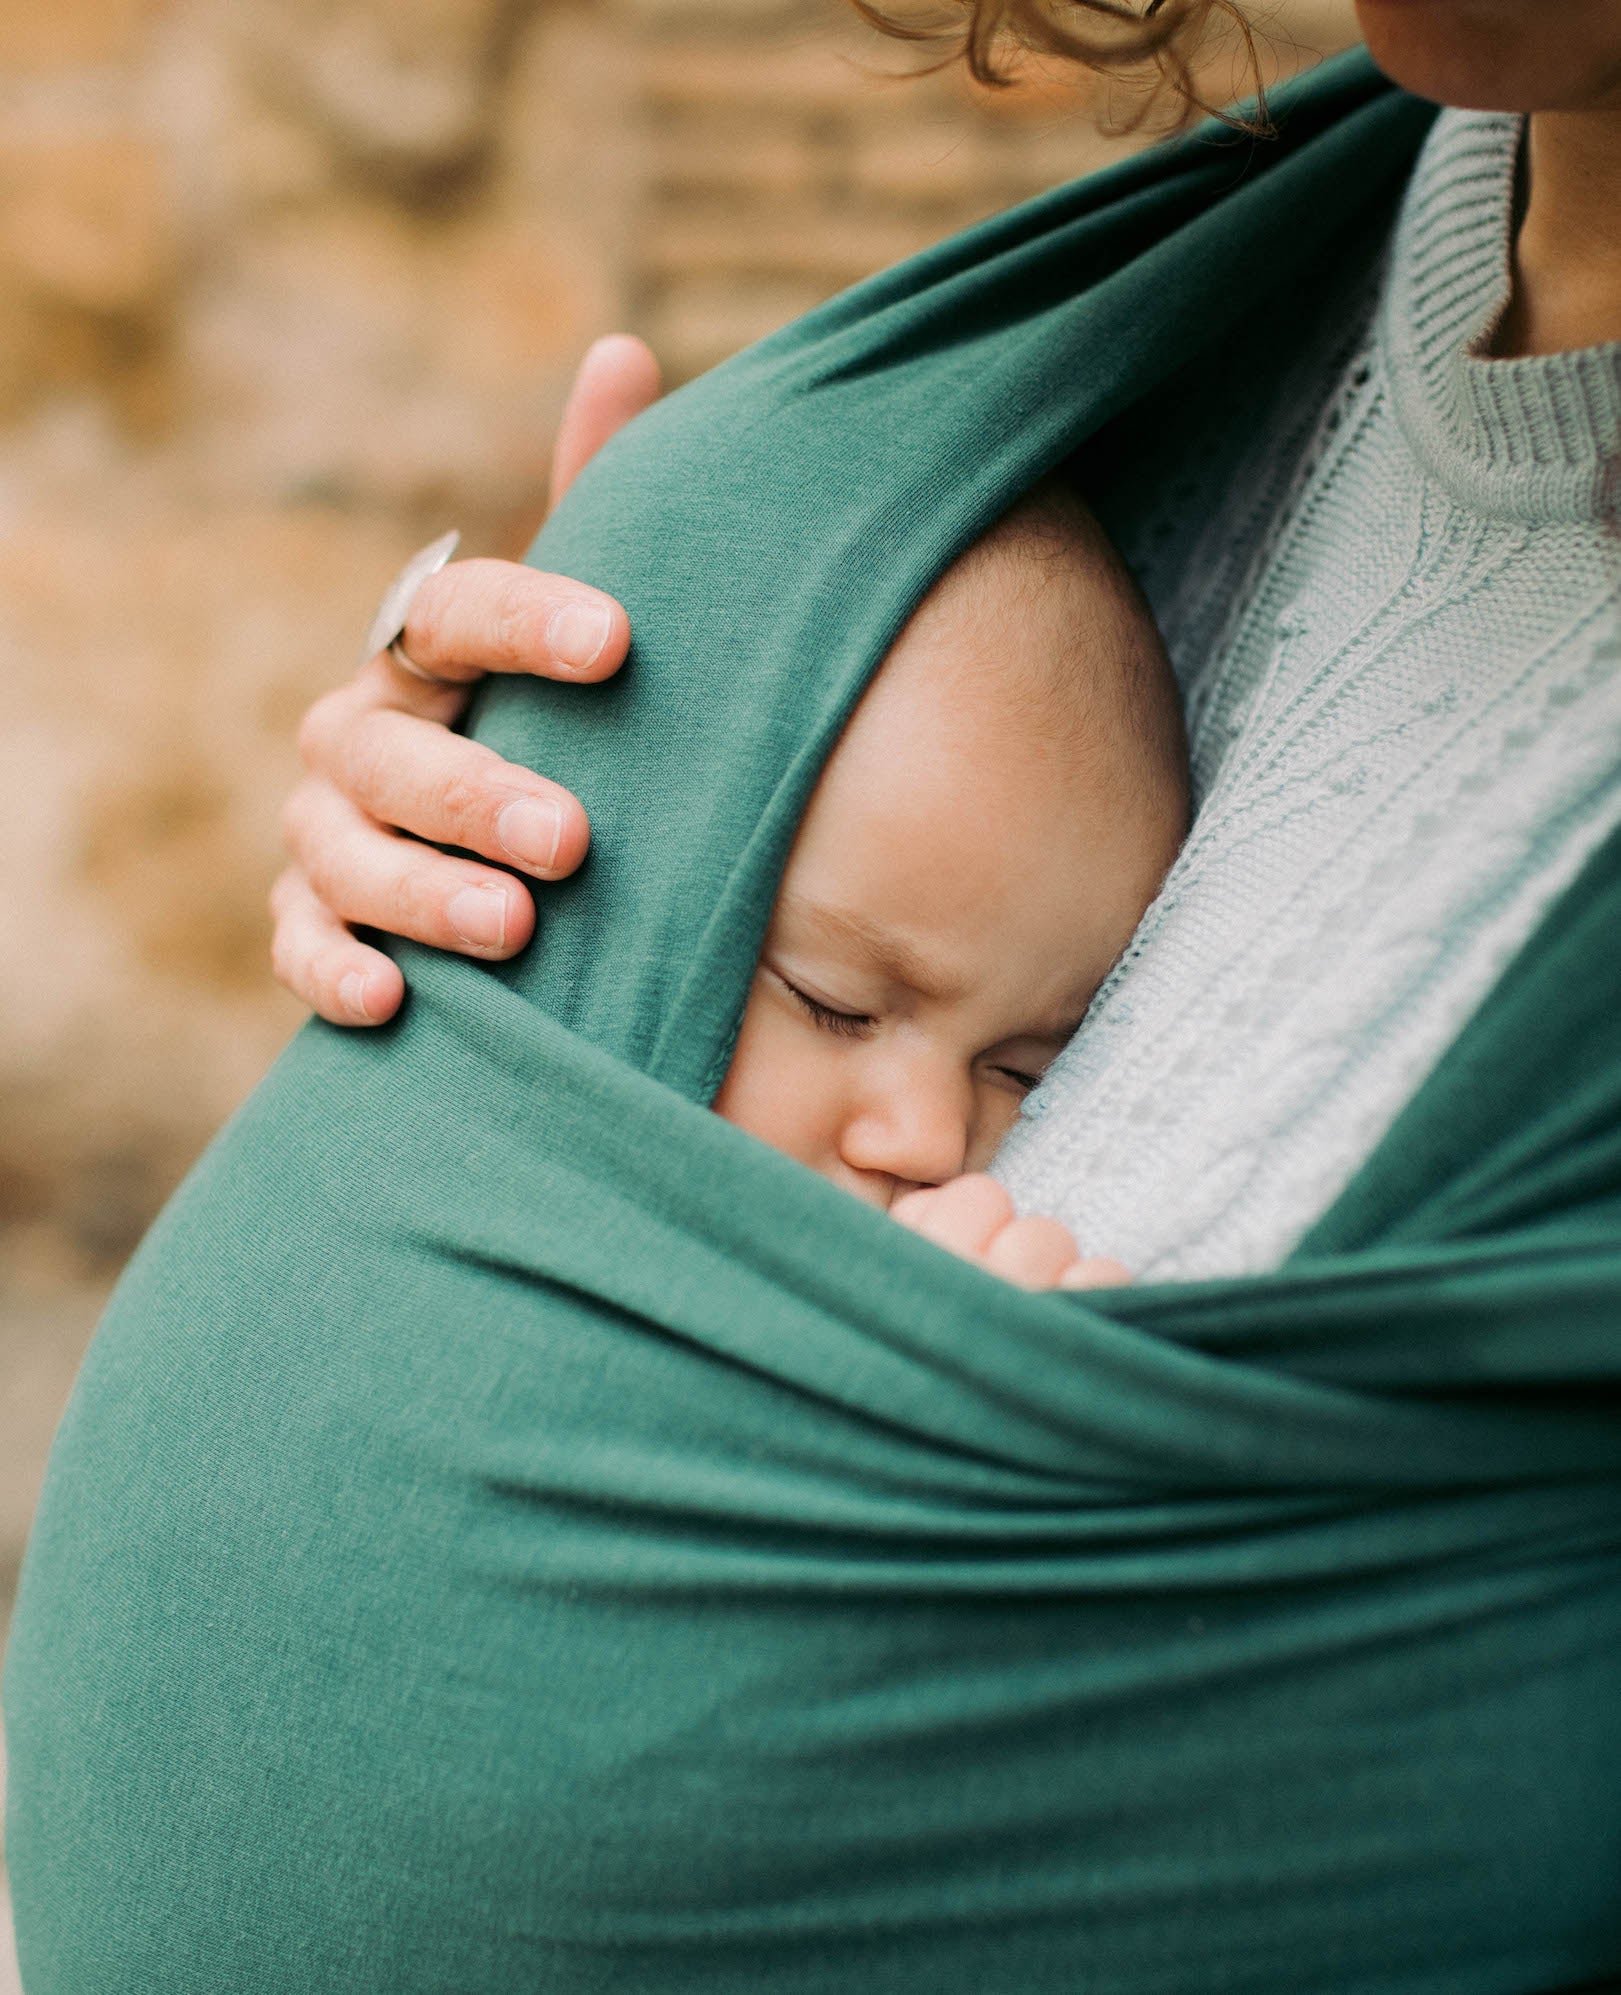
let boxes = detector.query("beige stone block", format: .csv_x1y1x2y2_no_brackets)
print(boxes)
0,0,161,70
225,98,340,211
644,38,890,116
443,217,611,392
0,494,378,1190
0,135,171,317
1271,0,1361,52
986,117,1147,196
645,273,828,380
182,195,612,506
644,206,938,284
231,0,523,183
846,120,1006,207
496,7,646,211
653,122,822,203
617,0,814,24
0,298,48,421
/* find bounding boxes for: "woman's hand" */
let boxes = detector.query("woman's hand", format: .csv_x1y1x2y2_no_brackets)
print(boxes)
271,334,663,1026
891,1175,1129,1291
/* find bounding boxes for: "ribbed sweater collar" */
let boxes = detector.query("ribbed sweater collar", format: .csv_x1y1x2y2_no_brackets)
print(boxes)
1379,108,1621,524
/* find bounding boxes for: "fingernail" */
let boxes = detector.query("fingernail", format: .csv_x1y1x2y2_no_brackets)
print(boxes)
496,796,563,873
339,971,375,1021
447,884,508,952
546,600,613,674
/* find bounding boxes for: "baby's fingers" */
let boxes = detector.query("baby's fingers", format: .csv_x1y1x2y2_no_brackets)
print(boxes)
1058,1255,1132,1291
892,1178,1129,1292
891,1174,1013,1259
981,1216,1087,1291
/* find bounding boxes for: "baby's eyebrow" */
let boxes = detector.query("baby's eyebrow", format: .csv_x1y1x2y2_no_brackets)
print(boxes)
779,895,961,1002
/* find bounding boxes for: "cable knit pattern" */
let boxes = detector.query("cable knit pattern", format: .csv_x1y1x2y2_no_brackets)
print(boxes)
996,108,1621,1280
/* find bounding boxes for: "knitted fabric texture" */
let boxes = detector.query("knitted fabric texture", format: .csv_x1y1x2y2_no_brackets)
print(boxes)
997,107,1621,1279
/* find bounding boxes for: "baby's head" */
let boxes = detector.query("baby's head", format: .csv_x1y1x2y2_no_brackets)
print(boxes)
714,478,1189,1207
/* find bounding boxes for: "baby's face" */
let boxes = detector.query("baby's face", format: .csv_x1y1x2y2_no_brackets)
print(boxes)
713,545,1183,1208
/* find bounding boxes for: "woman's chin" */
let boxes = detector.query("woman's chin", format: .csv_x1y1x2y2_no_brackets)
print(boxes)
1354,0,1621,115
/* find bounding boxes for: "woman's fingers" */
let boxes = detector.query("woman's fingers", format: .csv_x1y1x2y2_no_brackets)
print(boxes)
268,865,406,1026
271,335,661,1028
375,334,661,694
550,334,663,508
281,778,538,962
398,557,629,687
298,700,589,881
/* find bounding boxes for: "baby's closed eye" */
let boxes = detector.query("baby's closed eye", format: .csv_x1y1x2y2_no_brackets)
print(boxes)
984,1057,1046,1095
770,967,876,1039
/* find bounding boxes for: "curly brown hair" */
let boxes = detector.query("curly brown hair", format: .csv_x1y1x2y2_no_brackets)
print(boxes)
849,0,1266,131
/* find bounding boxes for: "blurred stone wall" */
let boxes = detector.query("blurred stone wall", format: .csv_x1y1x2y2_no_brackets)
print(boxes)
0,0,1358,1598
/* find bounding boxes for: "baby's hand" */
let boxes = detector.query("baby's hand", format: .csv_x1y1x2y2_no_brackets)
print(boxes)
890,1175,1129,1292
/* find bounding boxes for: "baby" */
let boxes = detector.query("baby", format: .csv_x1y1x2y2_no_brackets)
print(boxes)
713,478,1189,1291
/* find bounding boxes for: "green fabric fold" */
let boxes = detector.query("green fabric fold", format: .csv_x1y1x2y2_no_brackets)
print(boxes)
8,49,1620,1993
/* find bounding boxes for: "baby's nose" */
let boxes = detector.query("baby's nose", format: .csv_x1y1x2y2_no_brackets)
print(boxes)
838,1064,970,1193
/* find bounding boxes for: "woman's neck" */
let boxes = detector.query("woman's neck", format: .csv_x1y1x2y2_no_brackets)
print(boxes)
1492,101,1621,358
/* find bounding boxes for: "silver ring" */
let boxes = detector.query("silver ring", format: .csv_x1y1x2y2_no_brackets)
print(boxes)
361,529,461,681
387,634,458,687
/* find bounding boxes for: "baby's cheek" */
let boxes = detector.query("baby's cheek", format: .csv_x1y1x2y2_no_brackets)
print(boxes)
964,1086,1026,1175
712,982,834,1172
711,983,777,1136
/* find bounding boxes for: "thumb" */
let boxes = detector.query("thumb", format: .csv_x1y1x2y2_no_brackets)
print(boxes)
548,333,663,512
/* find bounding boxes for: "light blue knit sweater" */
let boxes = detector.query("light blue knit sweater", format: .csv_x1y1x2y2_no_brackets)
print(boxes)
996,107,1621,1280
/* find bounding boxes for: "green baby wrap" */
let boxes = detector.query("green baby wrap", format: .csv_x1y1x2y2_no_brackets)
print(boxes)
8,50,1621,1993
